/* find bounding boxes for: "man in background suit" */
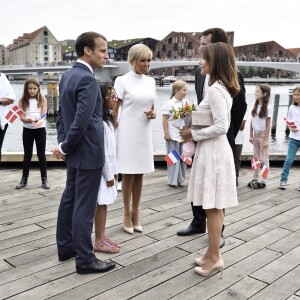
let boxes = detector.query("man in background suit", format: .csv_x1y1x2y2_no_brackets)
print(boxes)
52,32,115,274
177,28,247,248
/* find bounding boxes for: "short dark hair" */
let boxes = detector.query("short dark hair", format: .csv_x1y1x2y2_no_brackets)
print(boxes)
75,32,107,57
201,28,228,44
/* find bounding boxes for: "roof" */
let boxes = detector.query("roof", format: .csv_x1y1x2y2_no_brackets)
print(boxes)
108,38,158,49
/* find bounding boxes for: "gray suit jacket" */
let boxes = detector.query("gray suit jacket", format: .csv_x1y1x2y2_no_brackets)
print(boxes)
56,62,104,169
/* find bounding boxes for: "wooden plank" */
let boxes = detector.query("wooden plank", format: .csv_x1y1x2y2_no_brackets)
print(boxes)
251,246,300,284
268,230,300,254
250,265,300,300
23,248,187,300
209,276,267,300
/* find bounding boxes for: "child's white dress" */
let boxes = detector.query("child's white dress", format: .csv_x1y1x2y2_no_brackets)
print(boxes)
97,121,117,205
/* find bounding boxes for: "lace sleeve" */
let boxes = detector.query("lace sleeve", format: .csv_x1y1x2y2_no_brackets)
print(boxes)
191,85,231,142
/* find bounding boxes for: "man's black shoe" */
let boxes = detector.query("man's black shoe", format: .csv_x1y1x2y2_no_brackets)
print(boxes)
58,250,76,262
177,225,206,236
76,258,115,274
220,224,225,248
220,233,225,248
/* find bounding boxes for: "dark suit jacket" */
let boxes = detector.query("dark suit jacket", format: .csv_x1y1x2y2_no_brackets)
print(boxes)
195,67,247,150
56,62,104,169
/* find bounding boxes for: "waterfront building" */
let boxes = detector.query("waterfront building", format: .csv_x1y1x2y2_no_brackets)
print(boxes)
61,39,76,62
7,26,62,65
108,38,159,61
288,48,300,62
151,31,234,77
0,44,10,65
234,41,297,62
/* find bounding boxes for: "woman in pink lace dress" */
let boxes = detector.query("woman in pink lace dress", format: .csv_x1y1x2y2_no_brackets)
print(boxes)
181,42,240,278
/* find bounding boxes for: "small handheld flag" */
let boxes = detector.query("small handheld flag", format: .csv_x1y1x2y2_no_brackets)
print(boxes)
261,164,269,179
164,149,181,166
181,154,192,166
251,156,261,170
284,117,297,129
34,112,47,128
5,105,25,124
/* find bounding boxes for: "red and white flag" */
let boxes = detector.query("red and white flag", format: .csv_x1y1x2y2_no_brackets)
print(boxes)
251,156,261,170
261,164,269,179
5,105,25,124
284,117,297,129
181,154,192,166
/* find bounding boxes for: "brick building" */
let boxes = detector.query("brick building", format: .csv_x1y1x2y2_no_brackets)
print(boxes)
153,31,234,60
7,26,62,65
234,41,297,61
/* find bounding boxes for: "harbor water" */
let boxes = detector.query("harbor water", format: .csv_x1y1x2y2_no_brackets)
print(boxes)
2,82,295,154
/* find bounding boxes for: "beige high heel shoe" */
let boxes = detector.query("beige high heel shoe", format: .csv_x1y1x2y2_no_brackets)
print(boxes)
123,216,133,234
195,257,205,267
133,225,143,232
195,258,224,278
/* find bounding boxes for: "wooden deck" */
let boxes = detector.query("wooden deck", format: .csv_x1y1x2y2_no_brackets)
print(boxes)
0,164,300,299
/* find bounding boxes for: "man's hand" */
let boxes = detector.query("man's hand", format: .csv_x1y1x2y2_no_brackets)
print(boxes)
51,146,65,160
106,179,115,187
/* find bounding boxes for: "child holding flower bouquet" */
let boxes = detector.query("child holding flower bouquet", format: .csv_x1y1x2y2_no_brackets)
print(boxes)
161,80,196,187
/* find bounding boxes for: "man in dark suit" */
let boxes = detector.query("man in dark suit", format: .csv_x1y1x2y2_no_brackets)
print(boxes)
177,28,247,248
52,32,115,274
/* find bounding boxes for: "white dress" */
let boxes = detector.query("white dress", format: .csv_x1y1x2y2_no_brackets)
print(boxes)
187,82,238,209
97,121,117,205
114,70,156,174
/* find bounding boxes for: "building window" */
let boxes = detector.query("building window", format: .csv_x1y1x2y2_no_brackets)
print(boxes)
44,38,48,44
45,57,48,61
44,51,48,55
44,30,48,36
168,38,172,44
44,45,48,50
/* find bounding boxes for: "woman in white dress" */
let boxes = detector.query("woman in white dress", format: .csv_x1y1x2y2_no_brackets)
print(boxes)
181,42,240,278
114,44,156,234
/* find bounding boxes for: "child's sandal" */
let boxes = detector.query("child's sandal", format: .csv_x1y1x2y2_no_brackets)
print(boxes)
93,240,120,254
104,235,120,248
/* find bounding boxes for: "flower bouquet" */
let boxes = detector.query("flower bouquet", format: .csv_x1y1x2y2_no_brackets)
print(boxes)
169,101,197,130
169,102,197,164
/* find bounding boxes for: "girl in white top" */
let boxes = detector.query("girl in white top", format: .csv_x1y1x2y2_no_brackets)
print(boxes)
249,84,272,189
16,77,49,189
93,84,120,254
161,80,191,187
279,86,300,190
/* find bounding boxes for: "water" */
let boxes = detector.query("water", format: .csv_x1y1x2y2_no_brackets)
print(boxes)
2,82,295,153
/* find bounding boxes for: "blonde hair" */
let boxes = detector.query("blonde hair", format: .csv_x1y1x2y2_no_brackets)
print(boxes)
170,80,187,99
128,44,153,66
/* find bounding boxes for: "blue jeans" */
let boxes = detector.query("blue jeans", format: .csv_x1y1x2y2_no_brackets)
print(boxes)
280,137,300,182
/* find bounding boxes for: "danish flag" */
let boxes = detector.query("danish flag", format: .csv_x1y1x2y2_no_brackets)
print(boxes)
181,154,192,166
5,105,25,124
251,156,261,170
261,164,269,179
284,117,297,129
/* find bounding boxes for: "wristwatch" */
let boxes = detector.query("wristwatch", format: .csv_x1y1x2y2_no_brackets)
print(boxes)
0,101,3,105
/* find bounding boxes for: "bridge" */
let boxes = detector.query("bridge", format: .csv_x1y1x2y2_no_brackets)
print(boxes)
0,61,299,82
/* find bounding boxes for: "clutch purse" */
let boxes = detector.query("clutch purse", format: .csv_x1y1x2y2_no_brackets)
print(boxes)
192,106,213,128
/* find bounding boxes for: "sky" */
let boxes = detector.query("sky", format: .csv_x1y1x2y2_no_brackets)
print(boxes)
0,0,299,48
